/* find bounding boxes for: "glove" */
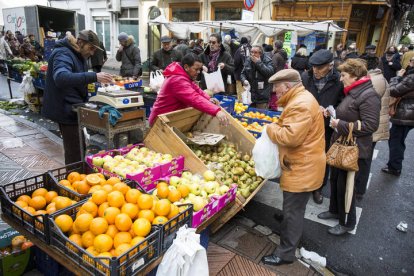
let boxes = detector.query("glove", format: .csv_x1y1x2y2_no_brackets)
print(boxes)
98,105,122,126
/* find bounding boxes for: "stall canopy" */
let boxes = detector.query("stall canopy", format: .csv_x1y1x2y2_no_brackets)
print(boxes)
149,15,347,40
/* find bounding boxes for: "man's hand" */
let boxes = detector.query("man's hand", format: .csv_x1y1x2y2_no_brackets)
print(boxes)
218,63,225,70
97,72,113,83
202,65,208,73
397,69,406,77
216,110,229,126
320,106,328,117
251,55,260,63
330,118,340,128
118,45,123,52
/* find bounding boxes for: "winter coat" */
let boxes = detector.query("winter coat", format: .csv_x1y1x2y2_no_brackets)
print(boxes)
91,41,107,67
401,50,414,69
389,73,414,126
267,84,326,193
199,44,235,92
233,44,251,80
42,36,96,124
379,53,402,82
331,79,381,159
148,62,221,126
151,48,182,72
240,54,274,104
0,36,13,60
7,38,20,56
116,37,142,77
369,69,390,142
271,49,287,73
301,69,344,128
291,54,309,75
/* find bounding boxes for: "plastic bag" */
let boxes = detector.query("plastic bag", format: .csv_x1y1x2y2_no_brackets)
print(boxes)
241,83,252,105
252,125,281,179
19,72,35,96
203,68,225,93
156,226,208,276
149,70,164,92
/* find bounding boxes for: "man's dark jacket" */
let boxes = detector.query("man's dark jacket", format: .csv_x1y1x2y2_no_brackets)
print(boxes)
151,48,182,71
389,73,414,126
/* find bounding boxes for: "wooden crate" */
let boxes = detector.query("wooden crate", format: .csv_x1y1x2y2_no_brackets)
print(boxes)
144,107,267,233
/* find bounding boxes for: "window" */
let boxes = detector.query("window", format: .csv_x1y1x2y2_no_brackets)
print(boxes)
169,3,201,39
119,8,139,43
211,2,243,21
94,18,111,52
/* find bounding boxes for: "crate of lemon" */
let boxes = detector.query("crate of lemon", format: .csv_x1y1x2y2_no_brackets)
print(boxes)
0,173,82,243
49,187,192,275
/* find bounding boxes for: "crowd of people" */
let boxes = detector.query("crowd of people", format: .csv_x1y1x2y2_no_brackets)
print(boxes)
0,30,44,62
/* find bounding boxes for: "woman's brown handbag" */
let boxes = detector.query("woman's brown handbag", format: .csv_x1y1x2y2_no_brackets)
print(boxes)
326,122,359,171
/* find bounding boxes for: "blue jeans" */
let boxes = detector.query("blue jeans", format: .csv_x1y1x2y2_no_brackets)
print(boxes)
387,124,413,171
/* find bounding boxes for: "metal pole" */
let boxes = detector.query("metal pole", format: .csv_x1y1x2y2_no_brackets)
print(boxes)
220,22,222,36
325,22,331,48
147,22,151,72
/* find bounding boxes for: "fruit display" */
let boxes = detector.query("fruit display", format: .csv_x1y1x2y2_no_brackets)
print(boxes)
234,102,248,114
190,141,263,199
0,235,33,257
236,119,264,132
241,111,279,123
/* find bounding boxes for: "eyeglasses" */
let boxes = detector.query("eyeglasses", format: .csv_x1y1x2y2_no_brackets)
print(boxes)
209,41,217,45
251,50,260,54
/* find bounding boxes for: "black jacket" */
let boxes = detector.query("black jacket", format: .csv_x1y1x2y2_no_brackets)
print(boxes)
291,54,309,75
379,54,402,82
389,73,414,126
199,44,234,92
359,53,379,70
151,48,182,71
233,44,251,80
240,54,274,104
301,69,344,127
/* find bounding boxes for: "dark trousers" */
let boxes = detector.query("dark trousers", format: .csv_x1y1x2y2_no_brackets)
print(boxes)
387,124,413,171
355,142,376,195
320,127,334,189
59,123,82,165
329,161,367,228
274,191,311,261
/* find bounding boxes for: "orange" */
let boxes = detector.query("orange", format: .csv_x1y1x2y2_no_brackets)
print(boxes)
75,213,94,232
113,232,132,248
86,246,99,256
114,243,131,257
54,214,73,232
92,190,108,205
46,206,56,214
113,182,130,195
54,196,73,210
88,185,103,194
99,178,107,186
152,216,168,225
137,194,153,210
132,218,151,237
114,213,132,232
35,210,48,215
103,207,121,225
156,181,168,189
105,225,119,238
156,185,169,199
167,204,179,219
15,200,28,208
107,191,125,208
167,190,181,203
86,174,101,186
106,177,121,185
32,188,48,198
67,172,81,183
70,223,80,235
23,206,36,215
69,233,83,248
121,203,139,219
138,209,155,223
125,189,141,204
96,173,106,180
81,231,96,248
29,196,47,210
177,185,190,198
98,202,109,217
17,195,31,204
76,181,91,195
89,217,109,235
129,227,136,238
101,185,113,193
59,179,72,187
131,236,147,251
44,191,58,204
153,199,171,216
79,174,87,180
97,252,112,265
81,201,98,217
94,234,113,253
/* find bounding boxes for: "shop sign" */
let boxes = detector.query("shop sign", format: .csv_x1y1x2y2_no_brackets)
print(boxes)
243,0,255,11
241,9,254,21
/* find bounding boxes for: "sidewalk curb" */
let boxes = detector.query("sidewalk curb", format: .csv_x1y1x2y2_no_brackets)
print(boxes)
0,109,63,146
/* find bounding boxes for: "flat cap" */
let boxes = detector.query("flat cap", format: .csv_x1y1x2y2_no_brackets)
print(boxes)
269,69,301,84
365,44,376,50
118,32,128,42
309,49,333,66
160,35,172,43
78,30,103,51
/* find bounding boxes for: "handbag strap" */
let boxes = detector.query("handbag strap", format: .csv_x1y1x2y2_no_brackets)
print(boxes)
346,122,354,143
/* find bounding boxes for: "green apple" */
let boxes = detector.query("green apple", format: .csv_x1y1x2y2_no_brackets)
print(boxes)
181,171,193,180
189,183,201,196
92,156,104,167
203,170,215,181
219,185,230,195
190,196,207,212
169,176,181,187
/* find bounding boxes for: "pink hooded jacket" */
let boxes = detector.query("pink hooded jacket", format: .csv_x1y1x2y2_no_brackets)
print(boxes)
149,62,221,125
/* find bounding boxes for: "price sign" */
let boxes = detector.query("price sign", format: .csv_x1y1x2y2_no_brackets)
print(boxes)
284,32,292,43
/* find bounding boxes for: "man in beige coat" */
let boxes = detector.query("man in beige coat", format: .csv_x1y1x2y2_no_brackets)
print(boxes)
262,69,326,266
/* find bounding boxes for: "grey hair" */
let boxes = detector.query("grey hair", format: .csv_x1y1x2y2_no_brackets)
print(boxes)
252,45,264,54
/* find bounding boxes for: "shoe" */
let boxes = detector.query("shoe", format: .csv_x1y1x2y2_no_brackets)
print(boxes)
381,167,401,176
313,190,323,204
317,211,339,220
262,254,293,266
328,224,354,236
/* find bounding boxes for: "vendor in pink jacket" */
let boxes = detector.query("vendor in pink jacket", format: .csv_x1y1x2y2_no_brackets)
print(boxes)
149,53,229,126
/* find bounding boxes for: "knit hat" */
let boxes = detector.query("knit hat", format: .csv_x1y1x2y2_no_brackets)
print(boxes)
118,32,129,42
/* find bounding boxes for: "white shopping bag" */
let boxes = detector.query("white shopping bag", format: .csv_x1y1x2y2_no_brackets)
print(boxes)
241,83,252,105
252,125,281,179
203,68,225,93
149,70,165,93
156,226,208,276
19,72,35,96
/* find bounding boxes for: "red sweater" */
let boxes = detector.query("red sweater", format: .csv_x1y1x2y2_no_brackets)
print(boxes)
148,62,221,125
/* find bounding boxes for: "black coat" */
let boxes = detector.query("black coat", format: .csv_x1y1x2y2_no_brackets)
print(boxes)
291,54,309,75
379,54,402,82
389,73,414,126
240,54,274,104
233,44,251,80
151,48,182,71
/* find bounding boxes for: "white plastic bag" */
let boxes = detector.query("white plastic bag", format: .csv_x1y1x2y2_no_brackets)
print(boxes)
149,70,164,92
241,83,252,105
252,125,281,179
19,72,35,96
203,68,225,93
156,226,208,276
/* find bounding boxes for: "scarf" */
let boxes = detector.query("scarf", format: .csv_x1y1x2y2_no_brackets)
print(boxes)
208,48,221,72
343,76,371,96
313,70,333,93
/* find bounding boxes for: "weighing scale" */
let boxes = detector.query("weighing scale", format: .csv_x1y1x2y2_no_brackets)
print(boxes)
88,90,144,109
